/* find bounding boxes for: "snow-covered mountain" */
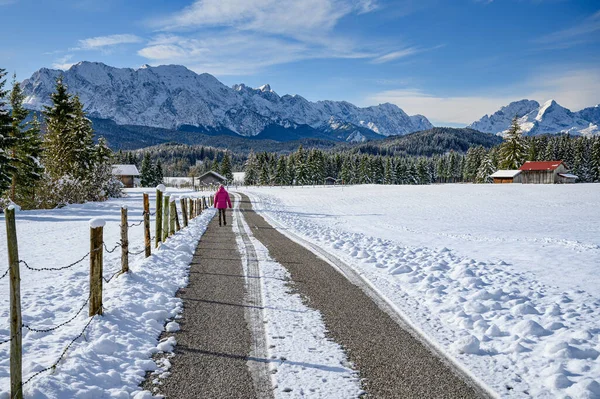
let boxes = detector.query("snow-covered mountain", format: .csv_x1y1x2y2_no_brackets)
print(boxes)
21,61,433,138
468,99,599,136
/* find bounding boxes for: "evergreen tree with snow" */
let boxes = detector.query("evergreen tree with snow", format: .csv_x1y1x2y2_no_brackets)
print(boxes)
591,138,600,182
43,76,77,179
0,69,16,196
154,159,164,186
274,156,288,186
244,150,258,185
220,152,234,182
476,153,495,183
384,158,394,184
70,95,95,180
286,156,296,185
8,77,43,207
140,152,154,187
259,162,270,186
499,116,528,170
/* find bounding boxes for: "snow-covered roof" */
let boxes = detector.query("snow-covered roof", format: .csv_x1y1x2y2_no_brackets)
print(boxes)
490,170,522,178
112,164,140,176
558,173,578,179
199,170,226,181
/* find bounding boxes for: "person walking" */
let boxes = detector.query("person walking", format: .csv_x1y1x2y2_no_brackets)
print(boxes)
214,184,232,226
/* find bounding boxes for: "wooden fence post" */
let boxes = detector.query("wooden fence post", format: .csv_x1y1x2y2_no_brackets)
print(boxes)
162,195,170,241
5,207,22,399
89,219,105,317
189,198,194,220
169,199,176,235
155,186,164,248
121,206,129,274
181,198,188,228
175,201,181,231
143,193,151,257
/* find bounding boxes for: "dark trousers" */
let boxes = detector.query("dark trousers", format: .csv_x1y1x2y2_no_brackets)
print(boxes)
218,208,227,225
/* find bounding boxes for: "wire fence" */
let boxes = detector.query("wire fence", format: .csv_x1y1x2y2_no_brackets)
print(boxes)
1,194,212,396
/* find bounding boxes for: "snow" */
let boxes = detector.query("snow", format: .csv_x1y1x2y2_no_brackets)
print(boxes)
156,184,166,192
0,188,215,397
89,218,106,228
112,164,140,176
232,196,362,398
21,61,432,137
469,98,599,136
242,184,600,398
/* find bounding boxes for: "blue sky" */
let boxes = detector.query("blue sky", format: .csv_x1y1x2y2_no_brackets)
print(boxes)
0,0,599,126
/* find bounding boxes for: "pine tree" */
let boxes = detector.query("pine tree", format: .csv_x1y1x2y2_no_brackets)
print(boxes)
476,153,495,183
0,68,15,195
244,150,258,185
592,138,600,182
7,77,43,207
259,162,270,186
154,159,164,186
286,156,296,185
220,152,233,182
275,156,288,185
384,158,394,184
70,95,95,180
140,152,154,187
43,76,76,179
499,116,528,169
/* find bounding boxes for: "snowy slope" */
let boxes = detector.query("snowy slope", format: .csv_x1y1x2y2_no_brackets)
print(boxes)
469,99,599,136
243,184,600,399
21,62,432,137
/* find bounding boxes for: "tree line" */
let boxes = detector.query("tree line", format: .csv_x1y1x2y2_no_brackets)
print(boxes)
0,68,120,209
243,121,600,186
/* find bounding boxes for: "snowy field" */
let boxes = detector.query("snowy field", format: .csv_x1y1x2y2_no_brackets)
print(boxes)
243,184,600,399
0,189,215,398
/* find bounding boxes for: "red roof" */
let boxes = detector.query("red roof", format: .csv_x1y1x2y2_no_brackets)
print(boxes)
519,161,564,171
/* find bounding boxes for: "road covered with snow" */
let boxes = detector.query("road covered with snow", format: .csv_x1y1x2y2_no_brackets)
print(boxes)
0,189,215,398
243,184,600,399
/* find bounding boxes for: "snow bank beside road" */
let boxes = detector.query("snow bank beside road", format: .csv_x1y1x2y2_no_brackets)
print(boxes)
0,189,215,397
243,184,600,399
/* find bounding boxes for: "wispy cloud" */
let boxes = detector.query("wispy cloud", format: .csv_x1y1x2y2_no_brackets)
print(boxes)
52,54,75,70
534,10,600,48
365,67,600,125
371,48,419,64
138,0,426,74
77,34,143,50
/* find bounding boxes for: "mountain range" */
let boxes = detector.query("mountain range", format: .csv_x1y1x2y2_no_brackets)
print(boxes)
21,61,432,143
468,99,599,136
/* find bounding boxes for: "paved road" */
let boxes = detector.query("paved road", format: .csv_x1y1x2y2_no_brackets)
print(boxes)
148,213,258,399
237,193,486,399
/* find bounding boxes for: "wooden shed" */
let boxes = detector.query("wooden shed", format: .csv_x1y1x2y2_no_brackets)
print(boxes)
197,170,227,186
519,161,568,184
490,170,522,184
112,164,140,188
324,177,338,185
557,173,578,184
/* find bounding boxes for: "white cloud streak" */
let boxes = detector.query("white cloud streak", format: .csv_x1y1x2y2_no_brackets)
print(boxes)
534,10,600,48
77,34,143,50
138,0,427,74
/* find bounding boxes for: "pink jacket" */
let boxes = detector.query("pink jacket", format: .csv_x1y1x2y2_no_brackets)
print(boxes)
214,186,232,209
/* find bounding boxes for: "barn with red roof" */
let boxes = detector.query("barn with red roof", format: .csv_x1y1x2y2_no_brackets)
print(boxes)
518,161,577,184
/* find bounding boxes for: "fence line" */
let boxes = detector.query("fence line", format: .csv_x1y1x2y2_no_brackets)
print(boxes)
2,190,211,397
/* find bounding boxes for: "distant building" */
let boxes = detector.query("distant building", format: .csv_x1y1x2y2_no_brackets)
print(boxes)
557,173,578,184
324,177,338,185
112,164,140,188
519,161,568,184
490,170,522,184
197,170,227,186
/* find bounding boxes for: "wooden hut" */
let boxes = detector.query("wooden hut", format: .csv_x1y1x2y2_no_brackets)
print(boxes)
112,164,140,188
557,173,578,184
197,170,227,186
324,177,337,185
490,170,522,184
519,161,568,184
